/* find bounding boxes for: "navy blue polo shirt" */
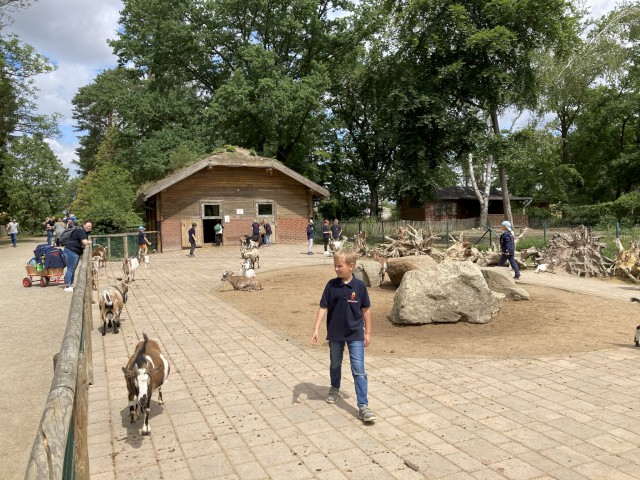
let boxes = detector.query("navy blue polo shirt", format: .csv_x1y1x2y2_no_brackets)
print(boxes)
320,276,371,342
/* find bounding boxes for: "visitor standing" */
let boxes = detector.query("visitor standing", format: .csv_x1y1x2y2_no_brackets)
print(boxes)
264,221,272,247
214,222,223,247
306,219,315,255
6,218,18,247
188,222,197,256
331,218,342,240
63,220,93,292
322,219,330,255
311,249,376,423
251,219,261,244
45,216,55,245
54,218,65,246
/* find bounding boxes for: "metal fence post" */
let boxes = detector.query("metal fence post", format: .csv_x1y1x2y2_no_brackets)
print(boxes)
543,221,547,243
446,222,449,247
616,222,620,239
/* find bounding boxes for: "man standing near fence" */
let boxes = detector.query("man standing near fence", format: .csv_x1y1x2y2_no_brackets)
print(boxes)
63,220,93,292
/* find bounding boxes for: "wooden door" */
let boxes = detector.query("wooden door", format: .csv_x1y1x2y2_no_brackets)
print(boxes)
181,219,204,248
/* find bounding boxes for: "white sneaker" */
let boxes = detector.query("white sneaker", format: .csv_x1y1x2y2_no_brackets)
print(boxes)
64,286,74,292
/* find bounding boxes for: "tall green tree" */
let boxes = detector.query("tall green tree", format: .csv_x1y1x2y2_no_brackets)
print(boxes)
109,0,362,173
2,134,70,231
388,0,579,222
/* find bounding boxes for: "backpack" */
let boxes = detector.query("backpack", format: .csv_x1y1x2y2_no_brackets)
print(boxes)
58,226,77,247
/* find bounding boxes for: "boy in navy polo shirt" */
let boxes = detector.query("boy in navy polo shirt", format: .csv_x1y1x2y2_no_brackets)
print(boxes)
311,249,376,423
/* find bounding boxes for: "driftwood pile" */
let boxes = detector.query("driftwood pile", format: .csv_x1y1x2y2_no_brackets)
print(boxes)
539,226,613,277
613,238,640,283
373,225,441,258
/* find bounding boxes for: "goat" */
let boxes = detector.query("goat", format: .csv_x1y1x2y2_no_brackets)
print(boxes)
99,280,129,335
91,255,101,291
240,246,260,269
221,271,263,291
535,259,557,274
239,259,256,278
92,244,107,267
329,236,346,255
137,252,150,268
123,257,140,282
122,333,170,435
366,250,389,284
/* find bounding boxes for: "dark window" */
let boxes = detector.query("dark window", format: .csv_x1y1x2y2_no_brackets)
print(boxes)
203,204,220,217
257,203,273,216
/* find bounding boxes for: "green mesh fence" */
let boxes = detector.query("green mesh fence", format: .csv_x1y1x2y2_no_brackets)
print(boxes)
91,231,159,260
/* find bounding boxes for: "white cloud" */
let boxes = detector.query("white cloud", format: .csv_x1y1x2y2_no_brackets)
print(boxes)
5,0,122,174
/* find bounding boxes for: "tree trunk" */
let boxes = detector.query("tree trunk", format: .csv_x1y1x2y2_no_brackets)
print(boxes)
368,181,379,218
490,109,513,225
466,153,492,228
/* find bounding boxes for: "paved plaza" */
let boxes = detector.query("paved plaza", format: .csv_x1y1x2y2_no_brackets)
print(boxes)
3,240,640,479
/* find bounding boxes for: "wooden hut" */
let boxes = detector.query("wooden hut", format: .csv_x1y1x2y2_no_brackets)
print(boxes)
401,187,532,226
138,149,329,251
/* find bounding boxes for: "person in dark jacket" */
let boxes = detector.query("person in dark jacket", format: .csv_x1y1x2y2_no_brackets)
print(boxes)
188,222,197,256
306,219,315,255
497,220,520,279
63,220,93,292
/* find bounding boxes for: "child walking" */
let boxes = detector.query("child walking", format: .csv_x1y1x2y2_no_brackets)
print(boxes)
497,220,520,279
311,249,376,423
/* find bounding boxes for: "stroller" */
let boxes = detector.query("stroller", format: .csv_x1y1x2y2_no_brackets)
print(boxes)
22,244,67,287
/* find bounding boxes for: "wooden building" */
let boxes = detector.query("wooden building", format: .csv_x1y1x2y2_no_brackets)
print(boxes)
139,149,329,251
400,187,533,226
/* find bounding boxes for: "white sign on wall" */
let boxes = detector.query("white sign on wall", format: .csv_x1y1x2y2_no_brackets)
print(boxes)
236,209,243,215
224,215,230,223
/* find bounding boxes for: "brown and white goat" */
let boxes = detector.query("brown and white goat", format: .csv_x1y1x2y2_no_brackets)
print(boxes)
221,271,263,291
92,244,107,267
122,257,139,282
99,280,128,335
122,333,170,435
240,246,260,269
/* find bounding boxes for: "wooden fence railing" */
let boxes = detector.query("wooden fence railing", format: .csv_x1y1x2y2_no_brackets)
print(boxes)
91,230,159,259
25,248,93,480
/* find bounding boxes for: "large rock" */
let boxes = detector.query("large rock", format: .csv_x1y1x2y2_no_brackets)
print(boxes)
390,262,504,325
354,259,384,287
387,255,437,287
480,267,530,301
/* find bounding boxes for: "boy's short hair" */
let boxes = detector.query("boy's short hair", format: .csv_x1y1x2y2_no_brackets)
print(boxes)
334,248,357,265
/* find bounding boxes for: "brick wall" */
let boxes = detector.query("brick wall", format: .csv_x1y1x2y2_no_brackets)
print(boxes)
160,216,308,251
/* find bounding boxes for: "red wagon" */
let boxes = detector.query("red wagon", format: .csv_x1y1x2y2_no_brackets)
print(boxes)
22,265,65,287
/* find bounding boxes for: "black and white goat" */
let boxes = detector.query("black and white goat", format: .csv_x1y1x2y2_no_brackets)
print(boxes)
99,280,129,335
122,333,170,435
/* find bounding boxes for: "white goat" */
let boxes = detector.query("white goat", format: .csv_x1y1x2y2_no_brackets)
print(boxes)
123,257,140,282
221,271,263,291
240,247,260,269
329,236,346,255
239,259,256,278
535,259,557,274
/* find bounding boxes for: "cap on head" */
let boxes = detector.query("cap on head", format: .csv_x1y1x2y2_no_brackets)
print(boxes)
139,225,145,230
501,220,512,230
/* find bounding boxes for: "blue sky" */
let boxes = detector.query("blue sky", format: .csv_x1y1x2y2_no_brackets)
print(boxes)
6,0,616,175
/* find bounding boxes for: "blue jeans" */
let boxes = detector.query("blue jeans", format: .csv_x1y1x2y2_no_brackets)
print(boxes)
64,249,80,287
47,230,53,245
265,233,271,246
329,340,368,408
9,233,17,246
498,253,521,277
189,242,196,255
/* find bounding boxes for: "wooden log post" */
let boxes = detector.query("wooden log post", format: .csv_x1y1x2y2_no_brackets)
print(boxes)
74,352,89,480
